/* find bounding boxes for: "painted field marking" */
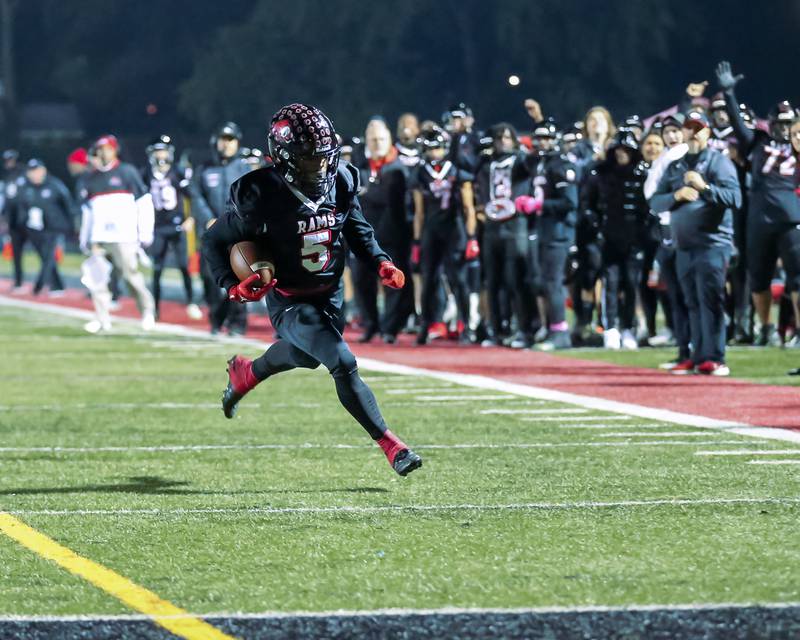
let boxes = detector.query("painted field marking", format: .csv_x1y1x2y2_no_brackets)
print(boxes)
749,460,800,465
412,394,518,401
0,440,764,455
3,295,800,445
597,432,726,438
385,387,476,395
6,496,800,518
2,600,800,622
559,423,675,430
696,450,800,457
519,415,633,422
0,513,236,640
480,408,589,415
0,402,261,412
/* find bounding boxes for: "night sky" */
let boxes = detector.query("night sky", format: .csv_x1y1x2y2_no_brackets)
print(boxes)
8,0,800,150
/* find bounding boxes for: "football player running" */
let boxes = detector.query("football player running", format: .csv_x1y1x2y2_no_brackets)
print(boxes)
202,104,422,477
716,61,800,346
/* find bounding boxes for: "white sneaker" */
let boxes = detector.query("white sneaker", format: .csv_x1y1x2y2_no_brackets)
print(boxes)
621,329,639,350
109,300,121,311
48,289,66,298
84,320,111,334
186,303,203,320
603,328,621,350
533,326,549,343
141,314,156,331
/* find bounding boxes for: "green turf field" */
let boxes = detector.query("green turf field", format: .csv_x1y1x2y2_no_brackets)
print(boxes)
1,305,800,620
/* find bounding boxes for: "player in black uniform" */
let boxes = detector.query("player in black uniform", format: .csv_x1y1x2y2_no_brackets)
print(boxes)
143,135,200,320
444,103,482,173
203,103,421,477
473,123,536,347
411,126,478,345
525,121,579,351
15,159,75,295
2,150,26,290
716,61,800,346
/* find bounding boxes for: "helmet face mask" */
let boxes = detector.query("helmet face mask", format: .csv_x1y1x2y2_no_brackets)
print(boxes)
147,135,175,171
417,126,450,164
268,104,340,201
769,101,796,142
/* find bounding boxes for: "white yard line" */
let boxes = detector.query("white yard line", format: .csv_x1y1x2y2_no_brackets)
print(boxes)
519,415,633,422
696,450,800,457
0,440,763,454
597,432,723,438
0,403,260,411
4,496,799,518
480,408,589,415
748,460,800,465
3,601,800,622
384,387,476,394
411,395,518,401
3,295,799,444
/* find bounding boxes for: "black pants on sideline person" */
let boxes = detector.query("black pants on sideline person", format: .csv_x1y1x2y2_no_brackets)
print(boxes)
601,243,642,331
28,230,64,294
677,245,730,365
657,245,690,361
9,228,26,287
150,229,194,313
352,243,414,339
419,224,470,334
539,240,571,326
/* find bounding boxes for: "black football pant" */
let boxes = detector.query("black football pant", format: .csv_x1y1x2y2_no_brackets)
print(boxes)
351,243,414,338
482,218,535,338
151,229,193,312
9,228,26,287
419,224,470,330
539,239,571,326
657,245,690,361
201,252,246,333
252,285,388,440
28,230,64,293
601,243,642,331
677,245,730,364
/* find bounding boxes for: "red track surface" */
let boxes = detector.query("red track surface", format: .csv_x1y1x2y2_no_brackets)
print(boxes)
3,279,798,430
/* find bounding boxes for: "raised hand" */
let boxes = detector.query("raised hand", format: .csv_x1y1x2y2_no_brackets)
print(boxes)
715,61,744,91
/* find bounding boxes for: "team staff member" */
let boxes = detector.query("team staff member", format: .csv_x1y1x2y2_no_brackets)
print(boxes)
717,61,800,347
2,150,26,290
411,125,478,345
189,121,251,335
651,109,741,375
353,117,413,343
15,159,75,295
203,103,421,477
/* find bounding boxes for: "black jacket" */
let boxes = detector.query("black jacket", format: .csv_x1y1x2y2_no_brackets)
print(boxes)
357,158,411,247
16,175,76,233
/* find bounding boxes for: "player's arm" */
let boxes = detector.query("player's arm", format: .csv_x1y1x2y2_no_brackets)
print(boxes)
715,61,755,154
188,169,215,231
460,181,477,236
53,177,78,234
700,156,742,210
201,208,251,292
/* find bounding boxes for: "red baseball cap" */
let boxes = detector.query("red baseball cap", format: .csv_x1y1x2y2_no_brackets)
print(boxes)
67,147,88,165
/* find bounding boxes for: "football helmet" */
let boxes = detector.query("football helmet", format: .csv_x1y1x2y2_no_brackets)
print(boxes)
146,134,175,170
268,103,340,200
768,100,795,142
417,125,451,160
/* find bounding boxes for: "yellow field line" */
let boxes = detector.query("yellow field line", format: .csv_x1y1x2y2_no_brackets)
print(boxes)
0,513,237,640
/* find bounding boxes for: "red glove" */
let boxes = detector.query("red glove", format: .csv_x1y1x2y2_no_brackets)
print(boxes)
411,242,421,267
464,238,480,260
378,260,405,289
795,187,800,197
515,194,543,215
228,273,275,303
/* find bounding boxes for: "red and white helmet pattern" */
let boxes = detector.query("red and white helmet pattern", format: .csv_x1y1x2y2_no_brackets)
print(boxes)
269,103,336,155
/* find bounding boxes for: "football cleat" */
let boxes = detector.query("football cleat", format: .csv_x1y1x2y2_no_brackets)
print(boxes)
222,355,258,419
392,449,423,476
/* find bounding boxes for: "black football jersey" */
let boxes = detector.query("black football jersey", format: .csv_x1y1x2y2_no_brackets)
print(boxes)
412,160,473,228
748,134,799,221
202,163,390,294
144,166,186,230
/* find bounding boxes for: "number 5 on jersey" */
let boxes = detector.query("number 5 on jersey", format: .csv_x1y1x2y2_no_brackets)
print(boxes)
302,230,332,272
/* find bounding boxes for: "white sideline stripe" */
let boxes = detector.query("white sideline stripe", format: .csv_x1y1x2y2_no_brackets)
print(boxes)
3,601,800,622
696,450,800,457
0,440,754,454
749,460,800,465
480,408,589,415
597,432,724,438
5,497,800,518
561,423,675,430
385,387,477,395
412,395,517,401
519,415,633,422
3,295,800,445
